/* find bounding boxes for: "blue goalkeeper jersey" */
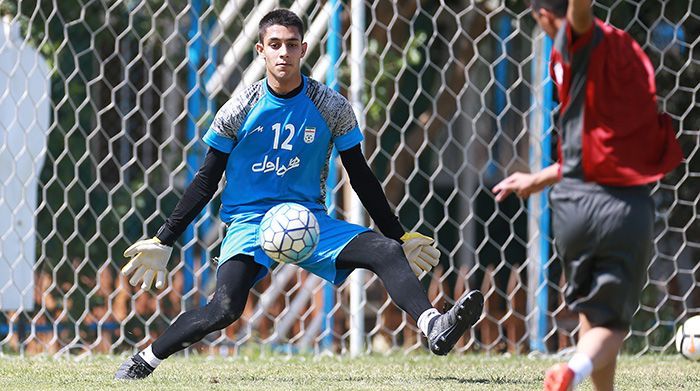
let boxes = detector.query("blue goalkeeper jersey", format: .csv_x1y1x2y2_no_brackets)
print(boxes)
202,76,363,223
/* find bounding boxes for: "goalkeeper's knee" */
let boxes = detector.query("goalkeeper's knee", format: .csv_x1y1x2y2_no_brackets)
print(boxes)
205,303,244,332
206,312,240,332
377,237,405,261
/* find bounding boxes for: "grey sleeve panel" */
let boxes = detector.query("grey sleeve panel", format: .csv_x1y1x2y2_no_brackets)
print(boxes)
210,81,265,141
305,78,358,137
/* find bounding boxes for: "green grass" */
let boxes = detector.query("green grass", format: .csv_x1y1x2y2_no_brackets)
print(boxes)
0,353,698,390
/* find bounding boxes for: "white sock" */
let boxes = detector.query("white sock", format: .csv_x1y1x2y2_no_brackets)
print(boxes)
417,308,440,336
568,352,593,387
139,345,163,368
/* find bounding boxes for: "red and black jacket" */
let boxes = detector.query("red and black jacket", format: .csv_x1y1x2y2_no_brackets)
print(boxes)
550,18,682,186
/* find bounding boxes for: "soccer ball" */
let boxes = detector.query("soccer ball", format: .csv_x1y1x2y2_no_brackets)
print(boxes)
258,203,320,264
676,315,700,361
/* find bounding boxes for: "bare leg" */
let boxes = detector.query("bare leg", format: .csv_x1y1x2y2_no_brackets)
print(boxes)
576,314,626,391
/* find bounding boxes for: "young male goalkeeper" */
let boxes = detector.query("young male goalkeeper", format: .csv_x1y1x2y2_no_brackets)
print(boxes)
115,9,483,380
493,1,682,390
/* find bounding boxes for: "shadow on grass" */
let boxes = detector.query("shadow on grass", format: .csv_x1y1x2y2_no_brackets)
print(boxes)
430,375,537,385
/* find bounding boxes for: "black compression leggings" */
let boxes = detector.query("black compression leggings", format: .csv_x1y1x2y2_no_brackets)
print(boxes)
151,231,432,359
336,231,433,320
151,255,263,359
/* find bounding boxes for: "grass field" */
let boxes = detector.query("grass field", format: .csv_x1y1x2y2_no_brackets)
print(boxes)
1,353,698,390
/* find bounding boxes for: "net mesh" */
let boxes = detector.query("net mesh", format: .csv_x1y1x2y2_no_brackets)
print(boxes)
0,0,697,357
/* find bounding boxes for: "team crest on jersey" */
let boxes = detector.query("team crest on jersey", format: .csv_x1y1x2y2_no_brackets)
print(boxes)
304,127,316,143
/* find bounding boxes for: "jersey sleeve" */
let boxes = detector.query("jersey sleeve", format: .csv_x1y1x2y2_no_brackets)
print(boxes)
306,79,364,152
203,100,239,153
330,98,363,151
203,82,263,153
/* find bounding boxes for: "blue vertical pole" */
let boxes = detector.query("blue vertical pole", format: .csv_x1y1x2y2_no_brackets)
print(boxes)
494,15,509,118
198,0,216,308
185,0,211,303
489,15,511,181
530,35,554,352
322,0,342,351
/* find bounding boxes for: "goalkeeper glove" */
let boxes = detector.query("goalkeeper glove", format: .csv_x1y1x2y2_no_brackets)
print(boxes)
121,237,172,290
401,232,440,277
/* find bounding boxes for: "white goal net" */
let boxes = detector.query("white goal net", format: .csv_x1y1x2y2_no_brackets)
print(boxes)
0,0,697,357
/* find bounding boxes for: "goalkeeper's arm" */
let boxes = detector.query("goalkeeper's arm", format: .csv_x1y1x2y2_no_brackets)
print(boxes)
339,144,404,241
156,147,229,245
122,147,228,290
568,0,593,36
339,145,440,277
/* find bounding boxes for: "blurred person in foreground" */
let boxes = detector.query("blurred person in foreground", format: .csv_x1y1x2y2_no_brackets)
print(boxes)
114,8,483,380
493,0,683,390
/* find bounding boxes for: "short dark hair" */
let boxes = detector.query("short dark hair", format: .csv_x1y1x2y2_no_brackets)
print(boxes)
530,0,568,18
258,9,305,43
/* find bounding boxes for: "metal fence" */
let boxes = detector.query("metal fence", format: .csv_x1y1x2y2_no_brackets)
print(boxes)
0,0,697,357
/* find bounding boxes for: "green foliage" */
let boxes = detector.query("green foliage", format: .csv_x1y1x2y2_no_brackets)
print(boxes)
1,0,192,331
2,0,696,357
0,2,16,16
363,32,427,125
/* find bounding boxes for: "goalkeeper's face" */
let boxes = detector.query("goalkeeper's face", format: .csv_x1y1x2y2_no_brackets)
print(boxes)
256,25,307,85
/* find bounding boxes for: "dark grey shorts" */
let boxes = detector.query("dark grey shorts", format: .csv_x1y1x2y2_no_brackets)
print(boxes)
550,179,654,329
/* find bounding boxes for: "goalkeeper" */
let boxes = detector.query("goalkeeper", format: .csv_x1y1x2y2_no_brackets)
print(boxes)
115,8,483,380
493,0,682,390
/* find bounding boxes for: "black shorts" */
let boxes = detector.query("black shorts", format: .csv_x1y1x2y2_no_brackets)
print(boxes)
550,179,654,329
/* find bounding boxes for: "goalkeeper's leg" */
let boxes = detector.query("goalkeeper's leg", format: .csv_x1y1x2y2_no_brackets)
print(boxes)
337,232,431,320
336,232,483,355
115,255,263,379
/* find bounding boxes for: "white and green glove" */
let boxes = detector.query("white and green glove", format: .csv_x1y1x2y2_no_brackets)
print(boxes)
121,237,172,290
400,232,440,277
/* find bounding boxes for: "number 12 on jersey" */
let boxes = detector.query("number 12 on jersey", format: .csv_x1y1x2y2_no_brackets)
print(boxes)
272,123,295,151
